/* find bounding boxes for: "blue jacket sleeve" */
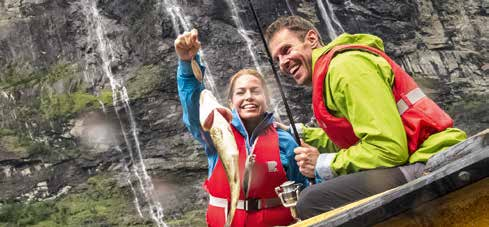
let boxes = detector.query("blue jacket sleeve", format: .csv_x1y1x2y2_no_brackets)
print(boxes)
177,55,218,175
277,128,309,187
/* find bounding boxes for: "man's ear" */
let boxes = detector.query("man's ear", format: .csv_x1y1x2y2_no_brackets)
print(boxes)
305,29,321,48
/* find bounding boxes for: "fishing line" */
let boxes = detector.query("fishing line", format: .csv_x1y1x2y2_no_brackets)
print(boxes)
245,0,301,144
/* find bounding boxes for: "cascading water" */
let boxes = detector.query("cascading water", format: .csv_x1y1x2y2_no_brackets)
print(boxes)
162,0,218,94
317,0,345,40
224,0,286,121
285,0,295,15
163,0,283,121
224,0,264,75
81,1,167,226
115,146,144,217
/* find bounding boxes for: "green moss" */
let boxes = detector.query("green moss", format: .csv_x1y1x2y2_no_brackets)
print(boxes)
2,62,115,122
166,209,206,227
99,90,114,105
0,63,36,89
42,63,77,84
0,128,39,157
0,200,57,226
0,128,15,137
26,142,51,157
0,175,150,226
0,62,78,90
0,130,78,161
126,65,163,99
0,135,28,156
40,90,113,119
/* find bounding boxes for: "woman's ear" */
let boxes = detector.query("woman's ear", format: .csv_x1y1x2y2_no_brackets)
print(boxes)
305,29,321,48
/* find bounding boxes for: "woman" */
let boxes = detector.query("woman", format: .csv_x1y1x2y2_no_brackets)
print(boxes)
175,29,307,226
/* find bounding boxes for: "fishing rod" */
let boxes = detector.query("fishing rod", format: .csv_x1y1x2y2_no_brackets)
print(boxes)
245,0,301,145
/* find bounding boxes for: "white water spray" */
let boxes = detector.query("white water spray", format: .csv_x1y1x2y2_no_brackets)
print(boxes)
224,0,265,75
115,146,144,218
82,1,167,226
285,0,295,15
224,0,287,120
162,0,218,93
317,0,344,40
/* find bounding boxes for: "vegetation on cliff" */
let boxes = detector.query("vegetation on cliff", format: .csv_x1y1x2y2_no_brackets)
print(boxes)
0,175,151,226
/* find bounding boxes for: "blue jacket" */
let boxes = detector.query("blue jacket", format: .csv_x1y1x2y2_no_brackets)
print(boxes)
177,55,307,186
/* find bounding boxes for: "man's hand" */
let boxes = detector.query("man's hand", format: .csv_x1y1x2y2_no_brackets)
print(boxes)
274,122,290,131
294,140,320,178
174,29,200,61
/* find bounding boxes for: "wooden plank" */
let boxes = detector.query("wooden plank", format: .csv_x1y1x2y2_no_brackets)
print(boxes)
375,177,489,227
290,190,390,227
289,129,489,227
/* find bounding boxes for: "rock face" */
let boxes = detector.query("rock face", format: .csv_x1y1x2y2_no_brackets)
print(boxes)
0,0,487,225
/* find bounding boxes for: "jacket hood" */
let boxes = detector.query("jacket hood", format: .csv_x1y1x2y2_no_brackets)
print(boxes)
326,33,384,51
312,33,385,68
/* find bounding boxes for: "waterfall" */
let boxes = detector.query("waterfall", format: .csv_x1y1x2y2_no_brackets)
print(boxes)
285,0,295,15
224,0,264,75
224,0,286,121
115,146,144,217
81,1,167,226
162,0,283,120
162,0,218,94
317,0,344,40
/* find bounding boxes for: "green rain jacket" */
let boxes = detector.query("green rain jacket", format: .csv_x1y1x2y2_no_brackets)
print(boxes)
300,33,466,181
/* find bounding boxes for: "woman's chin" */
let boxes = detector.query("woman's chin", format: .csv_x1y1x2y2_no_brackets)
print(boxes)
240,112,263,122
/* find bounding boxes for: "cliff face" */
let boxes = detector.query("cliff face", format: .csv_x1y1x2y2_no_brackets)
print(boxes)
0,0,487,225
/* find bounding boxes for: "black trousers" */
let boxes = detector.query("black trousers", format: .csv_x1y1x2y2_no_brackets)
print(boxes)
296,167,407,219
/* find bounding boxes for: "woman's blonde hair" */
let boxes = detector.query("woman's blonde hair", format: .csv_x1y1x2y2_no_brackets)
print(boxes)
227,69,270,109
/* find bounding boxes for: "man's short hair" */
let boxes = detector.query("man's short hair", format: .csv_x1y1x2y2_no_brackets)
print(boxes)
265,16,321,42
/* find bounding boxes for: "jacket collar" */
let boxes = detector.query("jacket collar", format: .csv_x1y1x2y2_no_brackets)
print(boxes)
231,109,274,147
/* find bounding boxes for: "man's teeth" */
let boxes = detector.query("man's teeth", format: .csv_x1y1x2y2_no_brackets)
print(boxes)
290,65,299,75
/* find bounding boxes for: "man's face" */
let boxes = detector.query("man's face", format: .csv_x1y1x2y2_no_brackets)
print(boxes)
269,29,315,86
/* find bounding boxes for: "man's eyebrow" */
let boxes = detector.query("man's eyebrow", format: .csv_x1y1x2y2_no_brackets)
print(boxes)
272,44,288,61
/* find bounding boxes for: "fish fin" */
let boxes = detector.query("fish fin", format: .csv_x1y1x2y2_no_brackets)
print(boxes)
199,90,232,131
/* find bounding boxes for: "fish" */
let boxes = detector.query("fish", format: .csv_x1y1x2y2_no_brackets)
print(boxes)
200,89,240,227
191,58,203,82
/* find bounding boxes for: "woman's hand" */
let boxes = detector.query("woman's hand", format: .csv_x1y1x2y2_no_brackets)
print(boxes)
174,29,201,61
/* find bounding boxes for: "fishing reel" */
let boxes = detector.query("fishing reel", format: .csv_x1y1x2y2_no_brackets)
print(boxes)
275,181,303,221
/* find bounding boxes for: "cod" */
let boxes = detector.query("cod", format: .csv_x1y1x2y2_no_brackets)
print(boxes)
200,89,240,227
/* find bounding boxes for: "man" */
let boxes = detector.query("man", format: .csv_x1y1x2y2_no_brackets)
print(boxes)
265,16,466,219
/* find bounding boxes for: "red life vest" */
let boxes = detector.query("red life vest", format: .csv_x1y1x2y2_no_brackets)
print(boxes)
203,125,294,227
312,44,453,153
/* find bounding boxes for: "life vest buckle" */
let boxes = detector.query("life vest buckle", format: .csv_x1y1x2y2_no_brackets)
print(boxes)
244,198,260,211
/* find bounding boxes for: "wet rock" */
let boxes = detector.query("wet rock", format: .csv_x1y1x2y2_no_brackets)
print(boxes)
0,0,488,224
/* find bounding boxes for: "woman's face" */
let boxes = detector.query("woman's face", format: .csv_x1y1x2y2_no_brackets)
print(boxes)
230,74,268,123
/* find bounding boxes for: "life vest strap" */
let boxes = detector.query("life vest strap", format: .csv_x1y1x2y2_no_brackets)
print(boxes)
208,194,283,211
